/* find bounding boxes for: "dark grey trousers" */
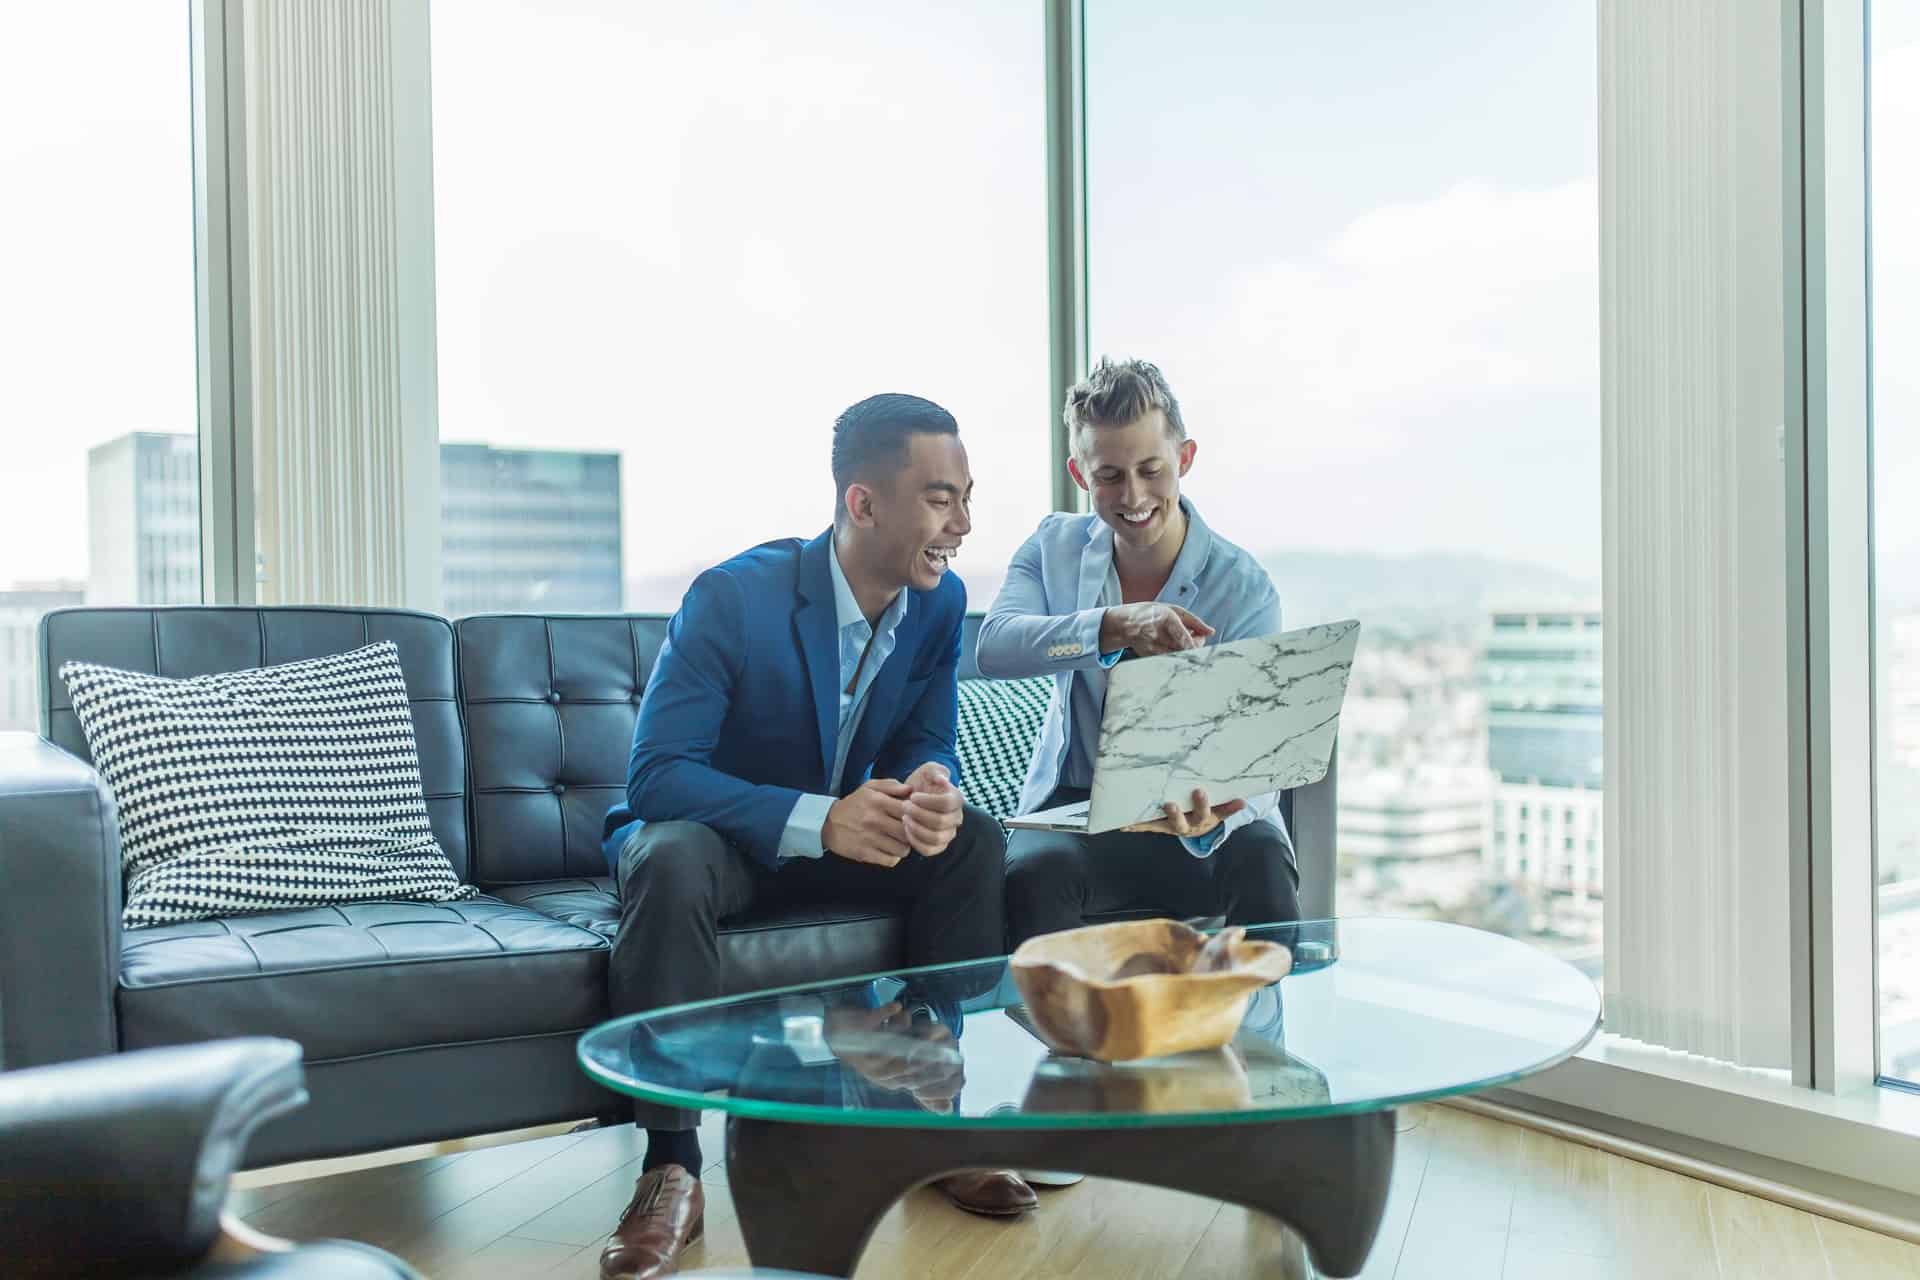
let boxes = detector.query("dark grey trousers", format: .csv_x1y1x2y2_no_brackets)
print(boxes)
609,804,1007,1130
1004,786,1301,947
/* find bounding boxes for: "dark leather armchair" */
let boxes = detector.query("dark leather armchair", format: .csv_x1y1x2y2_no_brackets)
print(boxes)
0,1037,420,1279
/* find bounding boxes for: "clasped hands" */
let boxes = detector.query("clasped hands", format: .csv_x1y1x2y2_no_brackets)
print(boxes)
821,761,960,867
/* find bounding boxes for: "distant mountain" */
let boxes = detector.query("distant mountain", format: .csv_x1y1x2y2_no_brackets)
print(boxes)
1257,549,1598,637
626,547,1598,635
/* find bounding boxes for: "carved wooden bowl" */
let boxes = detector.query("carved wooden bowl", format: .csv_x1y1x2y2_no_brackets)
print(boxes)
1009,919,1294,1062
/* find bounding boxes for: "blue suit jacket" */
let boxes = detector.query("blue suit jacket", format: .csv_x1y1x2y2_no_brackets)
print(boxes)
601,530,966,873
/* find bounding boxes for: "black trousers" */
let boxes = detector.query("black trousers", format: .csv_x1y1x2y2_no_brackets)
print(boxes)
609,804,1007,1130
1005,786,1301,947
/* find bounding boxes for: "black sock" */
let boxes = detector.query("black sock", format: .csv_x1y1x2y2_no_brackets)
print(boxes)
643,1127,702,1174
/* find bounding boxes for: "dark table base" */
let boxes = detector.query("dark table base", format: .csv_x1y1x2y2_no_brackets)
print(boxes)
725,1109,1396,1278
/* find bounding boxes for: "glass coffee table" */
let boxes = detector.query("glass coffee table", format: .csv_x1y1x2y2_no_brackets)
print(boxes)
578,919,1599,1278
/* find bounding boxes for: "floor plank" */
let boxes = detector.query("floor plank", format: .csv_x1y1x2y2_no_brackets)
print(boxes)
236,1127,595,1253
1704,1184,1830,1280
1817,1216,1920,1279
1603,1155,1722,1280
1353,1107,1436,1280
1504,1119,1615,1261
1392,1106,1523,1279
387,1124,649,1275
436,1232,581,1279
227,1107,1920,1280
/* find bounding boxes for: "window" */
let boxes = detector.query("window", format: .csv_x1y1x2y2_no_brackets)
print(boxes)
430,1,1051,617
0,2,199,729
1873,3,1920,1086
1087,0,1600,976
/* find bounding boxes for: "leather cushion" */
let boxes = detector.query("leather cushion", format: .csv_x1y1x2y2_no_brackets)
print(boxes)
456,616,668,887
117,899,607,1062
491,879,907,995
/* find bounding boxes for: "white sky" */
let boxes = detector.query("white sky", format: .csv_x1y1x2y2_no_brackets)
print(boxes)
0,1,1915,600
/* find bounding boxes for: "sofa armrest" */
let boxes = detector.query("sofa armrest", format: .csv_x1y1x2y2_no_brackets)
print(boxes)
1290,739,1338,921
0,1038,308,1278
0,731,122,1069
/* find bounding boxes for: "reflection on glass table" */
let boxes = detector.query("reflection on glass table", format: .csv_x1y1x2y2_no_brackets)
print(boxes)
579,919,1598,1277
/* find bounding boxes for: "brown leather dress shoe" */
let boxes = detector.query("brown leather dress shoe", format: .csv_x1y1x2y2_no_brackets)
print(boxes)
600,1164,704,1280
935,1170,1038,1217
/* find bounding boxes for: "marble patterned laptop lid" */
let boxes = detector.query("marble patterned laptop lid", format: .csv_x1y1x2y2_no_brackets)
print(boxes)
1088,619,1362,832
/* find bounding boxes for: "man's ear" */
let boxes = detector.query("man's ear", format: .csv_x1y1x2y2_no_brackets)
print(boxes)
1065,455,1091,493
844,482,878,528
1176,439,1197,477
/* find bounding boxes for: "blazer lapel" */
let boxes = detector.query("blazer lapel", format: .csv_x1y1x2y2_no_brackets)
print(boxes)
794,531,841,789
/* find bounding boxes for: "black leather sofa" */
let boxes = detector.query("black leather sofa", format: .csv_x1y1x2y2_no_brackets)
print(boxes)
0,606,1335,1169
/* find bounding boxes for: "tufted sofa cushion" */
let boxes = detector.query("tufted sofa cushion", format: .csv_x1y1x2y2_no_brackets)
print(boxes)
116,899,607,1062
489,878,906,996
457,616,666,886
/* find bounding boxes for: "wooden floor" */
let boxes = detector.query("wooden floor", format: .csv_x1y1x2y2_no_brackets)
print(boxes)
228,1105,1920,1278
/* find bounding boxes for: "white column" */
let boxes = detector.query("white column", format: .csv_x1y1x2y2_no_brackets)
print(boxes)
243,0,440,610
1599,0,1792,1067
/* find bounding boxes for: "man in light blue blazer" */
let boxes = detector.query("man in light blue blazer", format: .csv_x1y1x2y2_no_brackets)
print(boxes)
595,395,1028,1280
976,357,1300,949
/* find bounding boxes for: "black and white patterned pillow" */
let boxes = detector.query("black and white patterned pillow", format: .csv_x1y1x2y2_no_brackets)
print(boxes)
955,675,1054,822
59,642,476,929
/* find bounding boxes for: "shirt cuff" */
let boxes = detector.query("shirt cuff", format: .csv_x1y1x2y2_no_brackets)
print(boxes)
1180,825,1228,858
1097,647,1124,667
778,793,835,862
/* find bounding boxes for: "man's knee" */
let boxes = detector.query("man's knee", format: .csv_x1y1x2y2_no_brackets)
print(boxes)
618,820,731,907
950,804,1006,864
1005,833,1087,901
1216,825,1301,919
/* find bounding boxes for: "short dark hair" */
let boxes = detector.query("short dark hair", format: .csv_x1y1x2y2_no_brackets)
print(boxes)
830,393,958,522
1064,356,1187,457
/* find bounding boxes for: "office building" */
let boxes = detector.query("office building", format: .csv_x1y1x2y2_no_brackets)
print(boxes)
1482,610,1605,902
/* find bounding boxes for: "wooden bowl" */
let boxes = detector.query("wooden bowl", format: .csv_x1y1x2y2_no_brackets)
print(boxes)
1009,920,1293,1062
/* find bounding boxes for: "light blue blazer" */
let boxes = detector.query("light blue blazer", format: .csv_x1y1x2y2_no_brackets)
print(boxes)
974,497,1291,852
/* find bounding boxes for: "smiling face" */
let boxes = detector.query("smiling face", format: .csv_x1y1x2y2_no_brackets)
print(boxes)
1068,409,1196,554
846,431,974,592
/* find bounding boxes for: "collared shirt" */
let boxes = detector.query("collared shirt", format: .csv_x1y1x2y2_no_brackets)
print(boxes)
1058,504,1234,855
775,539,909,861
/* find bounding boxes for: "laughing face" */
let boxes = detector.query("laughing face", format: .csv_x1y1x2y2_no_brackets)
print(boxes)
1068,409,1197,553
862,432,974,592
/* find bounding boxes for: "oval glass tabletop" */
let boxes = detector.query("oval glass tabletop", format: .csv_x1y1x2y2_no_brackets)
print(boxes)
577,918,1600,1130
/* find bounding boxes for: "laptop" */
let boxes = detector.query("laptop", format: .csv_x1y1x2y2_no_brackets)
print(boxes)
1004,619,1361,835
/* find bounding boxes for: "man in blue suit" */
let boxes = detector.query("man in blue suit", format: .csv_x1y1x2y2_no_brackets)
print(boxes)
977,358,1301,951
595,394,1023,1280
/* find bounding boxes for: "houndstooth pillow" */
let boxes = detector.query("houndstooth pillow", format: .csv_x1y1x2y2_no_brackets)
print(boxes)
59,641,476,929
954,675,1053,823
